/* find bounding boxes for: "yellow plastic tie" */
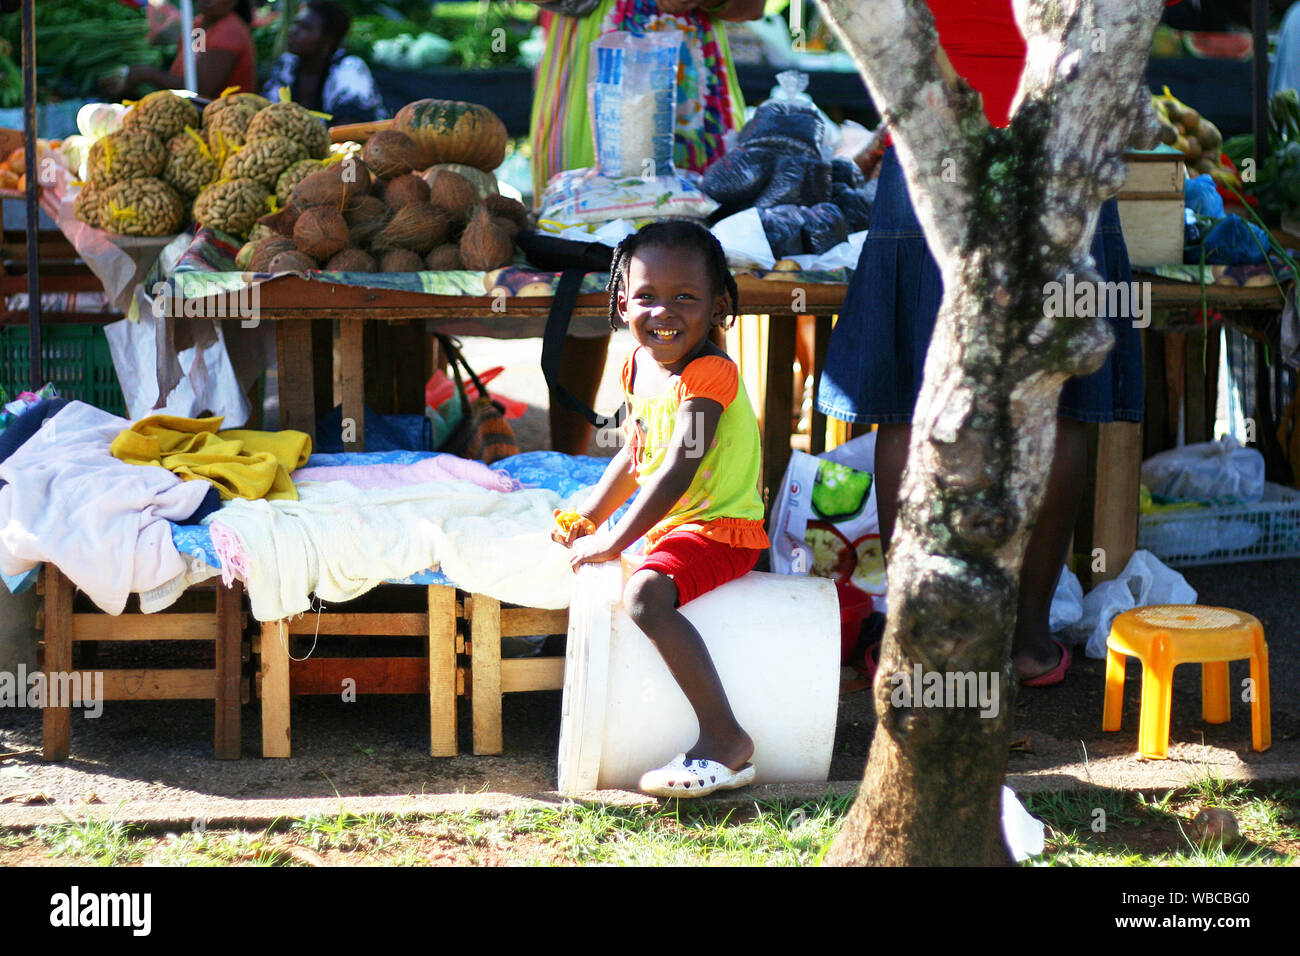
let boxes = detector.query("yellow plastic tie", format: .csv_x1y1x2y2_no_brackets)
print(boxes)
108,200,138,225
278,85,292,103
219,86,241,100
266,194,282,214
184,126,214,163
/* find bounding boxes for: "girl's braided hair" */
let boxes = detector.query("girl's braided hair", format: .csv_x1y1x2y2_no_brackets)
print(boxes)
605,220,740,332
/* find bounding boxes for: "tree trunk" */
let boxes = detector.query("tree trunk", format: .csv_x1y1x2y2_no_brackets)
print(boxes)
814,0,1164,865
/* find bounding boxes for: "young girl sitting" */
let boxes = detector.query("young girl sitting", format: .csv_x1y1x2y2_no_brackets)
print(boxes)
552,220,769,798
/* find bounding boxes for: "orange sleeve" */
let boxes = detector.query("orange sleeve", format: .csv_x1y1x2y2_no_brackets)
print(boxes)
676,356,738,408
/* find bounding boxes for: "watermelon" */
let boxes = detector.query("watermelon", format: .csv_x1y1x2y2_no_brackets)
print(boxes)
391,99,508,173
1183,32,1254,61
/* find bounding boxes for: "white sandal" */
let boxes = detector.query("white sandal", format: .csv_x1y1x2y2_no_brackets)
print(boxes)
638,754,757,798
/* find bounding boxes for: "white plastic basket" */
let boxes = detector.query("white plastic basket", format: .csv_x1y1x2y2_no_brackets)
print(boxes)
1137,484,1300,567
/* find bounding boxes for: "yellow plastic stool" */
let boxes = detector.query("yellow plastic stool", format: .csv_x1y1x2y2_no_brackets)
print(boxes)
1102,605,1270,760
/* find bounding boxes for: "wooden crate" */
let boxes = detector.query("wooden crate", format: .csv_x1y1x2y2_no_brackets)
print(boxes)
1117,149,1186,267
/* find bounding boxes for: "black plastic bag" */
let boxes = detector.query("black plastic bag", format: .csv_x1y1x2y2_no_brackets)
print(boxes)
755,156,830,208
760,204,807,258
831,182,871,232
802,202,848,254
700,147,777,206
738,100,823,152
830,157,865,189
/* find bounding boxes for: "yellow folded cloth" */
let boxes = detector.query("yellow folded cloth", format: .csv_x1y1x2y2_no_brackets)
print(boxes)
111,415,312,501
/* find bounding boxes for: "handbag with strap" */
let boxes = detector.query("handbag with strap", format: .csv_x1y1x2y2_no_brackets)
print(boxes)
435,335,520,465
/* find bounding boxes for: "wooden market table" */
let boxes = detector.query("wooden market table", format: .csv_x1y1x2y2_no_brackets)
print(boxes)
165,272,1289,587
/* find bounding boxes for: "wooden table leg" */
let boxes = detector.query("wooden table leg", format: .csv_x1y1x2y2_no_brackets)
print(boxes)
340,318,365,453
470,594,502,756
762,314,797,506
810,314,832,456
214,580,243,760
41,566,74,762
276,320,316,435
260,620,291,758
428,585,458,757
1092,421,1143,583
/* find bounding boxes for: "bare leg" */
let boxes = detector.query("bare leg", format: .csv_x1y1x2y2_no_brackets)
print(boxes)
874,422,912,554
549,332,610,456
624,569,754,770
1012,418,1086,679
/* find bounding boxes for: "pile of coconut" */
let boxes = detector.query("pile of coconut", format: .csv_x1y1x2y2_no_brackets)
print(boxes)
236,129,527,274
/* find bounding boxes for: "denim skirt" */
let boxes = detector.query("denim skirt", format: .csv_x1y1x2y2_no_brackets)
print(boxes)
816,147,1144,425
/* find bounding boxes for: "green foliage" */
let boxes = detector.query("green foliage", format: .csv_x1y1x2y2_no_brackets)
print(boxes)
0,2,164,104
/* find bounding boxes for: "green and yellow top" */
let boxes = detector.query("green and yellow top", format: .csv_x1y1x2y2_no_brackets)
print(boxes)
621,349,769,552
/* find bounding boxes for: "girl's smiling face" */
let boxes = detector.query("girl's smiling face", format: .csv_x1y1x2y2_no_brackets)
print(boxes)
618,244,728,374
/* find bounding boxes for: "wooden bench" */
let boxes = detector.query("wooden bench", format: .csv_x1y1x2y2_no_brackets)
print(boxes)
39,566,247,760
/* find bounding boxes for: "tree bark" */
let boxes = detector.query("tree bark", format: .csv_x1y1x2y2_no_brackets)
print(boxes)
814,0,1164,865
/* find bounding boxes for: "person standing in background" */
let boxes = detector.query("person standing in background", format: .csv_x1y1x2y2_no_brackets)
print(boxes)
118,0,257,99
262,0,387,125
527,0,766,456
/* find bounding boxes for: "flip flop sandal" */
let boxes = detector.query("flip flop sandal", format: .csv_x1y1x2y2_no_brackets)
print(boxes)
638,754,757,799
1020,638,1071,688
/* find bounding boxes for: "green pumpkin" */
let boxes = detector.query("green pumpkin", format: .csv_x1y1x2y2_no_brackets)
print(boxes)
391,99,508,173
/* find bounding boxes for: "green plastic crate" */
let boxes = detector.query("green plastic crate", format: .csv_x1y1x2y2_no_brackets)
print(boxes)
0,324,126,417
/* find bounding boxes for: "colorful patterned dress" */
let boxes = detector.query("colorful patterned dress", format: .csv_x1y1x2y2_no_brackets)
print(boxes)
529,0,746,202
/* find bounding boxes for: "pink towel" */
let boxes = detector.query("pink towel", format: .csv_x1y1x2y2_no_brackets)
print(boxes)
293,456,520,493
209,521,249,587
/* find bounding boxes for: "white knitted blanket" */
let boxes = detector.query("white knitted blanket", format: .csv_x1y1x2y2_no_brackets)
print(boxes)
210,478,583,621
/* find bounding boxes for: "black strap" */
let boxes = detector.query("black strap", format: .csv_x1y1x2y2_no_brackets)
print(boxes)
436,334,504,415
541,268,623,430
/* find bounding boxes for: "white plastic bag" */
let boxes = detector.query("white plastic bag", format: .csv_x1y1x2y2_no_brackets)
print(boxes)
769,447,885,609
1140,435,1265,504
767,69,840,158
1068,550,1198,659
712,207,775,271
1049,567,1085,635
1001,786,1046,863
588,31,681,178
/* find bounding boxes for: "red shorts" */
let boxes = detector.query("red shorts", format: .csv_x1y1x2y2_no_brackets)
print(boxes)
636,530,762,607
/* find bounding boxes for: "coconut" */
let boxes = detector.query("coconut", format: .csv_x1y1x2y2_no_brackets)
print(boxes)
484,193,528,228
459,205,515,271
289,158,371,209
379,249,426,273
250,236,296,272
293,205,348,261
426,168,477,223
325,247,378,272
343,194,389,247
492,215,521,240
257,203,301,237
425,243,463,271
383,172,431,210
362,130,423,181
268,250,320,273
371,203,449,254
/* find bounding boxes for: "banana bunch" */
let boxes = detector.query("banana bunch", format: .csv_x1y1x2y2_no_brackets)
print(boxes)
1153,86,1237,189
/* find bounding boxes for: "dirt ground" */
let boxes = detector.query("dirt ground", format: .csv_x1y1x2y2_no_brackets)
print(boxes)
2,331,1297,828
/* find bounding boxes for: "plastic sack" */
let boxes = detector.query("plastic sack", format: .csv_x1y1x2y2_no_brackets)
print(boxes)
764,69,840,158
588,31,681,178
755,155,830,208
1140,435,1265,504
830,157,866,189
832,182,872,232
1049,567,1084,634
737,101,823,155
1001,787,1046,863
538,167,718,225
802,201,848,254
1067,550,1198,659
700,147,776,206
769,448,886,611
1201,214,1270,265
711,206,775,271
759,204,806,258
1185,174,1225,220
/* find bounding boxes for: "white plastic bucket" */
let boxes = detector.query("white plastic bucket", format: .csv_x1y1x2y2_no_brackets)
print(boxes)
557,562,840,793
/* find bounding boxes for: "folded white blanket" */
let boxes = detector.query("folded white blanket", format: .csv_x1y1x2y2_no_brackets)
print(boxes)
0,401,211,614
210,477,584,621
